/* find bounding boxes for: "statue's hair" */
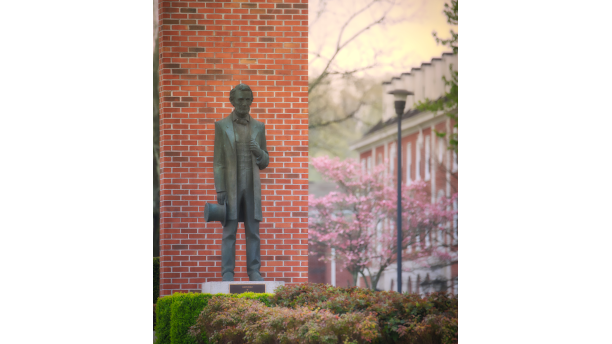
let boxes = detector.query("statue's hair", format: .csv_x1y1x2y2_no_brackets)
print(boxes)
229,83,253,102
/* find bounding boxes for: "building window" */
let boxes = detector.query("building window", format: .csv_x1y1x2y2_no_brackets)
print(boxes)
406,143,412,185
425,228,431,248
416,139,422,180
408,276,412,294
437,190,446,245
424,274,431,294
389,143,396,177
425,135,431,181
378,220,385,254
438,136,445,163
453,199,458,244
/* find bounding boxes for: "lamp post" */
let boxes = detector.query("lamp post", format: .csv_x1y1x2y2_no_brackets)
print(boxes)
388,89,413,294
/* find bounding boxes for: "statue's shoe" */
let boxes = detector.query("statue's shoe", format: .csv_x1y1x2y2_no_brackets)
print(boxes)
222,272,234,281
249,272,264,281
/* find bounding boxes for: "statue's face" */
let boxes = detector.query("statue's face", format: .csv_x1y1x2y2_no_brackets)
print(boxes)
231,90,253,117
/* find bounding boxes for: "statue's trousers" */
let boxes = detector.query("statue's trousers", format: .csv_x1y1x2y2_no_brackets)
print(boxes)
221,139,261,277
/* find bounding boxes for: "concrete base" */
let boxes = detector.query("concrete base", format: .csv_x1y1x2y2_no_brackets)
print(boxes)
202,281,285,294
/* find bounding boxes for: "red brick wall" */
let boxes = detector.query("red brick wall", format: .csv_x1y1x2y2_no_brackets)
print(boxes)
158,0,309,297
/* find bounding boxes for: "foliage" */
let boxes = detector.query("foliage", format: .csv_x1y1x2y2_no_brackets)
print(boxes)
432,0,458,55
416,0,458,153
154,257,160,303
190,295,379,344
309,156,457,290
154,304,157,330
271,284,458,344
169,294,212,344
154,292,272,344
155,294,174,344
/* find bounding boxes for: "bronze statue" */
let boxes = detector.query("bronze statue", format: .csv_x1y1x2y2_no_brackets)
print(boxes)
213,83,269,281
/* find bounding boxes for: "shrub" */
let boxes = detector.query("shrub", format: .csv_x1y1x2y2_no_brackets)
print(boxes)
154,257,160,303
190,296,379,344
271,284,458,344
170,293,213,344
155,295,174,344
154,292,272,344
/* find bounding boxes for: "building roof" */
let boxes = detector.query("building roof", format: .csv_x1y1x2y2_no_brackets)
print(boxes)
363,107,424,136
363,94,448,136
381,52,453,82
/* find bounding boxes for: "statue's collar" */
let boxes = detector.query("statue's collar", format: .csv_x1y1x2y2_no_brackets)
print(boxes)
231,110,251,123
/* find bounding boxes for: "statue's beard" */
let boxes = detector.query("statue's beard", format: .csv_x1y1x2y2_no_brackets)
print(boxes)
235,108,249,118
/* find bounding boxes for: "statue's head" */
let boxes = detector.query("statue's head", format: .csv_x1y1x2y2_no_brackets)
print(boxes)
229,83,253,117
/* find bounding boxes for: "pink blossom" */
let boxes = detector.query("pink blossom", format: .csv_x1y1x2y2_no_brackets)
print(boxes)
309,156,457,290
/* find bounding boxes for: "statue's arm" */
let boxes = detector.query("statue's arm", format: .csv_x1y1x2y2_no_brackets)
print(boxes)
255,124,269,170
213,121,226,193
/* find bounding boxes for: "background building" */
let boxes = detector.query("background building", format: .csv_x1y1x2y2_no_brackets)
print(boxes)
349,52,458,295
308,181,356,287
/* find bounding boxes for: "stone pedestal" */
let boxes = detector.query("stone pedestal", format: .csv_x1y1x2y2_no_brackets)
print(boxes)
202,281,285,294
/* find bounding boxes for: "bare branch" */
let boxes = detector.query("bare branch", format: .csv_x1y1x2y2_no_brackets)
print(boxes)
326,63,378,76
309,102,364,129
335,0,379,51
309,0,329,32
309,0,396,94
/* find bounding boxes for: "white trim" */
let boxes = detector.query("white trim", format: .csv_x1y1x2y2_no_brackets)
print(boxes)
430,130,435,202
350,110,446,153
416,132,422,180
331,248,336,287
425,135,431,181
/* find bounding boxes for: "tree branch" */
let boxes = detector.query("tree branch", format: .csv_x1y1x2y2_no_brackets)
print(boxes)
309,0,394,94
309,102,364,129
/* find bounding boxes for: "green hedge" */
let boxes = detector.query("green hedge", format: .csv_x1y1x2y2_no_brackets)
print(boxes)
154,257,160,304
154,292,272,344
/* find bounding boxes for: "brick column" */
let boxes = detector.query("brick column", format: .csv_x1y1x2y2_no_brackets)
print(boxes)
158,0,308,296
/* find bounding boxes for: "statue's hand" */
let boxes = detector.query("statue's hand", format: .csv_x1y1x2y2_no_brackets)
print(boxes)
217,192,226,205
250,140,262,158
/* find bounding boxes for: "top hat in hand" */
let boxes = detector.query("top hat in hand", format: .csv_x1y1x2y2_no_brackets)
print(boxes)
204,201,227,227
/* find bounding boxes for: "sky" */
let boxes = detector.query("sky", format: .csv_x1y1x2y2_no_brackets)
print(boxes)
309,0,457,81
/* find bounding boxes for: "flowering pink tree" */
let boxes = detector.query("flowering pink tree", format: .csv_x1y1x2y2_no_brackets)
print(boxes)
309,156,457,290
